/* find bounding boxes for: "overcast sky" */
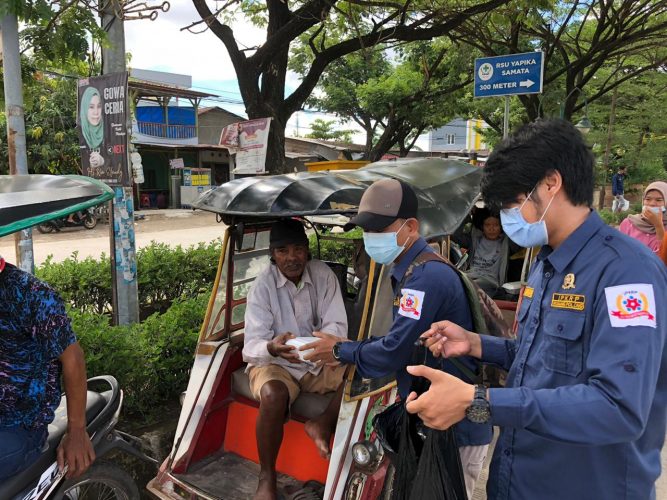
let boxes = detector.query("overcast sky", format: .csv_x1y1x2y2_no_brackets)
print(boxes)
124,1,429,149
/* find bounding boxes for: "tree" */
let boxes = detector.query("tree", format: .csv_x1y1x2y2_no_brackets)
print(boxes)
305,119,355,142
586,67,667,189
454,1,667,127
187,0,512,173
295,39,474,160
0,59,90,175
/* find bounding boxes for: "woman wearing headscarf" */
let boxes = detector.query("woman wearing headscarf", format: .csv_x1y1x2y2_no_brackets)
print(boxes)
79,86,105,171
619,181,667,255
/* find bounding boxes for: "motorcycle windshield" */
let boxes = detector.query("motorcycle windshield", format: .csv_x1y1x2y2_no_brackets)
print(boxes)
0,175,114,237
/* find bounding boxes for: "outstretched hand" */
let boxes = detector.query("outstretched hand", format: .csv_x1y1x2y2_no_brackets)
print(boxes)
420,320,474,359
405,365,475,430
301,331,346,365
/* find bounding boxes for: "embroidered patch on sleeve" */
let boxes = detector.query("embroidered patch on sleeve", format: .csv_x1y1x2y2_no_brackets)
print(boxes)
605,284,657,328
398,288,425,320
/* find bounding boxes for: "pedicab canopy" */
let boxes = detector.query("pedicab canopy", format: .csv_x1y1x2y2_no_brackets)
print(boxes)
193,158,482,239
0,174,114,237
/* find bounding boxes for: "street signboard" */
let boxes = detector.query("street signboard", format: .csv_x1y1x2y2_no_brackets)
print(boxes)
474,51,544,98
169,158,185,169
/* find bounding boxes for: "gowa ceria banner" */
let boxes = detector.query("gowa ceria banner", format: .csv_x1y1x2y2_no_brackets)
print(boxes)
77,72,129,186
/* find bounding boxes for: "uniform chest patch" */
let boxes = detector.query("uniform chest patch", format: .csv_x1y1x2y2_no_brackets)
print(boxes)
605,284,657,328
398,288,425,320
523,286,534,299
551,293,586,311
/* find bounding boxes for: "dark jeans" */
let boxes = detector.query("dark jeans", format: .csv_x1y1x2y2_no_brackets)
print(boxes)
0,426,47,480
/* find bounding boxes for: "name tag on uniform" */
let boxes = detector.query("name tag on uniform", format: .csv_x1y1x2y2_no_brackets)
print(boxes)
551,293,586,311
524,286,534,299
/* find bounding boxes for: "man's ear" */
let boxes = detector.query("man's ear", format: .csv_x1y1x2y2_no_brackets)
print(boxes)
543,170,563,195
406,218,420,235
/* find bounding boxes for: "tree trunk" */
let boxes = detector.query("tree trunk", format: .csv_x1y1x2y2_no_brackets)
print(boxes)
599,85,618,210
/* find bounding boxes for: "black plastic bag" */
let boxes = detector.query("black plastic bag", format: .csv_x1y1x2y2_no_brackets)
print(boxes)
373,361,466,500
410,426,467,500
373,401,424,499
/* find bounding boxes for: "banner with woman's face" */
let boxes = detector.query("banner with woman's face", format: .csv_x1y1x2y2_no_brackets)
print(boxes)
77,72,129,186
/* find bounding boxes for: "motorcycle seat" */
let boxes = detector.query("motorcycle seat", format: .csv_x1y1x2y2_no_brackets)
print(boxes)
0,390,107,500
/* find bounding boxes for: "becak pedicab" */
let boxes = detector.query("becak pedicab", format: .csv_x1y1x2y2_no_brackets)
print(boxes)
146,158,520,500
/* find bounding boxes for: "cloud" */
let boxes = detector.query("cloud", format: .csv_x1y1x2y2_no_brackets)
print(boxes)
125,2,264,82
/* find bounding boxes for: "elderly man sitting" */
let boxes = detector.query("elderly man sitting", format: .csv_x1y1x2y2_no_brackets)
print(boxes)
242,219,348,500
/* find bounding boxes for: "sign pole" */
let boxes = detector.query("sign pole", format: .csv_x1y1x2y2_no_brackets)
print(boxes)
1,15,34,274
503,96,510,139
100,1,139,325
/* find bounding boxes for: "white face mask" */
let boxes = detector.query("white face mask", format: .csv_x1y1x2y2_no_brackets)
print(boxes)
644,206,666,214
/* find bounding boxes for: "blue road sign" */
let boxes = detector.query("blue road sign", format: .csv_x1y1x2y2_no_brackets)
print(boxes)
474,51,544,98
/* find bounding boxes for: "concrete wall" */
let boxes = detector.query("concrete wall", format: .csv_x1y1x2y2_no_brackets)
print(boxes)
198,109,241,145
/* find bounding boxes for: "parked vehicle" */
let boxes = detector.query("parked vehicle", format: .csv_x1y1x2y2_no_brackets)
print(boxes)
0,376,157,500
0,175,112,238
36,207,99,233
0,175,152,500
147,158,527,500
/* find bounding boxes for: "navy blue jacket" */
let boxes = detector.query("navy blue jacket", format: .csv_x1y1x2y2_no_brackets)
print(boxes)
483,212,667,500
612,172,625,196
339,237,493,447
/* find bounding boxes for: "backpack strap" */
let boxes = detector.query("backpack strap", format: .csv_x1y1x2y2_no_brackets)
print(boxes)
397,251,484,384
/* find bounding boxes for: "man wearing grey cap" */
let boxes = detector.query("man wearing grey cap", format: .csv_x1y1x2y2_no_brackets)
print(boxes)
243,219,348,500
304,179,492,497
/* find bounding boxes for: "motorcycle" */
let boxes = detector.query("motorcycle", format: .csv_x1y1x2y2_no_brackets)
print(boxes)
0,376,157,500
36,208,98,233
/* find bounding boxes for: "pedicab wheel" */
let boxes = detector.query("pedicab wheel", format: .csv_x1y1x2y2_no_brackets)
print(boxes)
53,462,140,500
83,214,98,230
37,223,54,234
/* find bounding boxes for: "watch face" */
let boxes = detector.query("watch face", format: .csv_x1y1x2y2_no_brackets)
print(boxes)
466,404,491,424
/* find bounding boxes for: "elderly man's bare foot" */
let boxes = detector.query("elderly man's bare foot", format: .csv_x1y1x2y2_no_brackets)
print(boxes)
305,418,333,459
254,476,277,500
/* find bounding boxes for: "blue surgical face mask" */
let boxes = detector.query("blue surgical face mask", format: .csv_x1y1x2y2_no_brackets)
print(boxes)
500,186,555,248
645,205,666,214
363,220,410,265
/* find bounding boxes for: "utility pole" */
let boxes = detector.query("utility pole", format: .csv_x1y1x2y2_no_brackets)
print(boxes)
101,0,139,325
1,14,35,274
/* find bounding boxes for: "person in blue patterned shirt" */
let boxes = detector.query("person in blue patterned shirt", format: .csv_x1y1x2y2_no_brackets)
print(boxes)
0,257,95,480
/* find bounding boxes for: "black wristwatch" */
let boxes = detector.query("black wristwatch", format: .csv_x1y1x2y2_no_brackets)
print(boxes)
465,384,491,424
332,342,342,361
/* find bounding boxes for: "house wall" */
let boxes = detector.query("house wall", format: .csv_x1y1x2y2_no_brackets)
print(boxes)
198,109,241,145
430,118,468,152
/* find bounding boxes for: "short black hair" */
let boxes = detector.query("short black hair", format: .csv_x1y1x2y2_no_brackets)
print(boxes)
481,119,595,211
472,207,500,231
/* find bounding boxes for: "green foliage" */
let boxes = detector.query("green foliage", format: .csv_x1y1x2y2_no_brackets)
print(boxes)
36,241,222,316
137,242,221,316
597,209,625,227
295,39,474,158
73,295,208,417
4,1,104,63
305,118,355,142
37,253,111,314
309,228,362,269
587,68,667,186
0,58,92,175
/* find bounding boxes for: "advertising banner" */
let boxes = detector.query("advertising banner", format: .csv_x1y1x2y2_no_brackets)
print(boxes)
77,72,129,186
220,118,272,174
